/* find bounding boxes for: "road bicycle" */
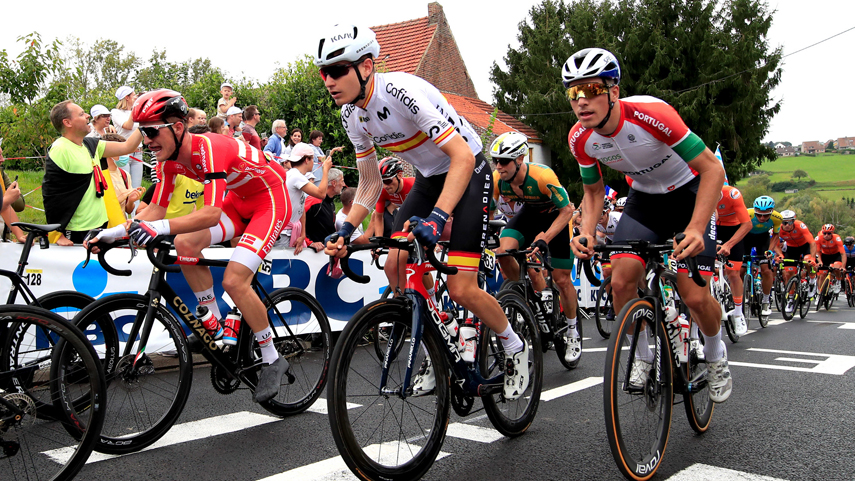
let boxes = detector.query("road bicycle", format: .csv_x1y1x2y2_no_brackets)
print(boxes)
844,265,855,307
498,243,583,370
75,237,331,454
327,234,542,480
815,264,842,312
742,252,769,329
1,304,107,481
772,258,786,313
711,253,741,343
780,258,814,321
580,235,714,480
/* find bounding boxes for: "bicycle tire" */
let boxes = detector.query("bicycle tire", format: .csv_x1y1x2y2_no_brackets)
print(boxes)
603,298,673,481
371,286,408,361
327,298,449,481
0,305,106,481
824,278,835,311
480,289,542,436
782,276,798,321
682,315,714,434
742,273,753,329
722,279,739,343
595,276,614,339
847,277,854,307
773,274,784,313
256,287,332,416
816,277,829,312
798,280,810,319
555,301,582,371
73,294,193,455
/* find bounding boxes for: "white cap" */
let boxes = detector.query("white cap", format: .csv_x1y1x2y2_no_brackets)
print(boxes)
288,143,316,162
226,106,242,116
221,82,233,89
90,104,110,117
115,86,133,100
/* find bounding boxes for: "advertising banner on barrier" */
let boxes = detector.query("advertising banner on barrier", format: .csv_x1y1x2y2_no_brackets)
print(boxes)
0,243,605,335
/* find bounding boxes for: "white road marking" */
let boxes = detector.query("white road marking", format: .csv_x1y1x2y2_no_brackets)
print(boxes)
257,443,450,481
541,377,603,402
807,320,855,329
729,348,855,375
766,319,787,326
305,398,361,415
666,463,789,480
44,411,281,465
446,423,506,443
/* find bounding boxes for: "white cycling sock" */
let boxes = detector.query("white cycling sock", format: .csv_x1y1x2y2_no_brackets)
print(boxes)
690,322,699,339
255,327,279,365
195,287,222,320
627,332,654,363
733,304,743,316
427,287,436,298
566,316,578,337
702,330,725,363
497,323,524,354
763,294,771,303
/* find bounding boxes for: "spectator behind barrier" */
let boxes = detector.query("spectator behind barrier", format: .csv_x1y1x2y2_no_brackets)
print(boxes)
283,128,302,157
308,130,344,186
217,82,237,119
86,104,115,138
241,105,263,150
264,119,289,164
111,86,144,189
208,117,229,136
100,132,144,218
225,106,243,139
337,187,370,245
187,108,208,128
305,167,345,251
0,144,25,242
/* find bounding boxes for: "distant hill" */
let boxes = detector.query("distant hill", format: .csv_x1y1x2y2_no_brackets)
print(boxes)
754,152,855,201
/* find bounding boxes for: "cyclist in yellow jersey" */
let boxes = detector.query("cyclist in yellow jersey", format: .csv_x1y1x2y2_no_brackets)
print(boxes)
742,195,781,316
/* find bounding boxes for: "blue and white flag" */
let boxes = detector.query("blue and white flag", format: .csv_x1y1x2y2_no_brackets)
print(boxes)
715,146,729,186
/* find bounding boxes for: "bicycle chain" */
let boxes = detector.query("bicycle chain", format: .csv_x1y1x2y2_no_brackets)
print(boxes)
210,365,241,395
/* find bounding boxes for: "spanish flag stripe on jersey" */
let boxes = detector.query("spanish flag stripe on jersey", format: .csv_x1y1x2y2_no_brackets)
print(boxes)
356,146,376,159
432,127,455,145
448,251,481,271
382,132,430,152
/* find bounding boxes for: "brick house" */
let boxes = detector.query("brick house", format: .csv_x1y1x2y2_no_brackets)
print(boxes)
775,146,796,157
838,137,855,150
801,141,824,154
372,2,550,166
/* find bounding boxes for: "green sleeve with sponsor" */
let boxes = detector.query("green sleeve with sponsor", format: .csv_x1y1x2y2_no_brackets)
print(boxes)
547,183,570,209
673,132,706,162
579,163,602,185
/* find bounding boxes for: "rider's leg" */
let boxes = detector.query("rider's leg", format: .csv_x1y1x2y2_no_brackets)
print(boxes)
496,236,521,283
726,265,744,316
446,270,521,351
175,230,221,318
676,272,726,361
553,268,578,330
760,264,773,297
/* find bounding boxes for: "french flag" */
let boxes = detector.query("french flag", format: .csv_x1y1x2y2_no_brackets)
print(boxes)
604,185,618,200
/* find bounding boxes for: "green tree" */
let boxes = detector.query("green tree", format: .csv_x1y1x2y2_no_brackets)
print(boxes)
736,174,771,208
491,0,782,196
792,169,808,180
0,32,63,104
58,37,142,103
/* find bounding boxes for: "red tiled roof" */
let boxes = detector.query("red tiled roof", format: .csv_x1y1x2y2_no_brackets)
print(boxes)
443,92,541,141
372,18,436,75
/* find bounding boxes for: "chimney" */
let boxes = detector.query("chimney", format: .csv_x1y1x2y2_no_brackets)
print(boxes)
428,2,444,26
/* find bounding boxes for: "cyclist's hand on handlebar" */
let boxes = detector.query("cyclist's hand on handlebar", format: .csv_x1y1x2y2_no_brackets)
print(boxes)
128,220,170,247
673,227,704,261
531,235,549,257
716,243,731,257
571,234,595,259
409,207,449,247
83,224,130,253
324,223,354,258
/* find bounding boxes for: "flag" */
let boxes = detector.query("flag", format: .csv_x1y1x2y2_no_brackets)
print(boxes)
715,146,730,186
604,185,618,200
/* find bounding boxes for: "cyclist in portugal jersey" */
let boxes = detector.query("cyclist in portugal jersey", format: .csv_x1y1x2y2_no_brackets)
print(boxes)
85,90,292,403
318,25,530,401
565,48,732,403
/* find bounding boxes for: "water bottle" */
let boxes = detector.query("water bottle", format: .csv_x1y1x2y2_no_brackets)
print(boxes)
663,299,678,324
223,308,241,346
458,319,477,363
439,311,459,342
195,305,221,338
541,288,554,314
668,313,689,362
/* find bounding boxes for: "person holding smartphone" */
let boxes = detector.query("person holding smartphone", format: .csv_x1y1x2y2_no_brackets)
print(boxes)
308,130,343,186
0,141,26,242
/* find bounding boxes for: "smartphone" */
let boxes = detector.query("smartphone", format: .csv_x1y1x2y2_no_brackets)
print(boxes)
14,175,18,183
325,149,332,157
0,138,4,147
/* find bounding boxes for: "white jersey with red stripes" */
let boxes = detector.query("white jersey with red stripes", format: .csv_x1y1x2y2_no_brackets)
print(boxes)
568,95,708,194
341,72,482,177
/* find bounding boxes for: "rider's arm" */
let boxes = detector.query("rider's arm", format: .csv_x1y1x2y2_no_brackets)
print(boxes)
725,220,752,251
434,135,475,215
102,129,143,157
540,205,573,243
684,148,725,244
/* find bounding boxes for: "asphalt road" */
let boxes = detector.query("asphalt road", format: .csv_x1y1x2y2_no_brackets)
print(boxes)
71,302,855,481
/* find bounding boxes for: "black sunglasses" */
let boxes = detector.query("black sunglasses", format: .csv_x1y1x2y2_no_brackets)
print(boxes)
382,178,395,185
139,123,175,139
319,61,359,80
495,157,515,166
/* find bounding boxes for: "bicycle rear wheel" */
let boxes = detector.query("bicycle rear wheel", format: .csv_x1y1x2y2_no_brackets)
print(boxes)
781,277,797,321
798,280,810,319
480,289,542,437
256,287,332,416
742,273,753,329
603,298,673,481
816,277,829,312
683,316,714,434
327,298,449,481
595,276,614,339
73,294,193,455
0,305,106,481
847,277,854,307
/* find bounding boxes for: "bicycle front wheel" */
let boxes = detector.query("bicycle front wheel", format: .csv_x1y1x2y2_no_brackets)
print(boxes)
0,305,106,481
327,298,449,481
73,294,193,455
816,277,829,312
683,316,714,433
595,276,614,339
847,277,854,307
798,280,810,319
480,289,542,436
257,287,332,416
742,273,753,329
604,298,673,481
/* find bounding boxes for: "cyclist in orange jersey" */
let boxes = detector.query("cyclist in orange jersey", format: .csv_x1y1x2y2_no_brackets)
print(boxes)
774,210,817,313
815,223,846,295
715,185,751,335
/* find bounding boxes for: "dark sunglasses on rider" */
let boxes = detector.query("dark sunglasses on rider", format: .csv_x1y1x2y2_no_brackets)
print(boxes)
382,178,395,185
495,157,516,166
319,61,359,81
781,220,794,226
566,82,611,101
139,123,175,139
823,231,833,235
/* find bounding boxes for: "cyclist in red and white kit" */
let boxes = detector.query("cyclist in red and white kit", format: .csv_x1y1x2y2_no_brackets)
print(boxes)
86,89,292,403
565,48,732,403
318,25,530,400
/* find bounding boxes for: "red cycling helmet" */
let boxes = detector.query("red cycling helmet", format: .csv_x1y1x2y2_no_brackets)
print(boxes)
132,89,189,124
822,223,835,233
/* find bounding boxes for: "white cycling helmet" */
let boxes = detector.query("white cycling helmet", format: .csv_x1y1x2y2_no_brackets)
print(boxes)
781,210,796,221
490,132,529,160
561,48,621,88
315,24,379,67
616,197,627,208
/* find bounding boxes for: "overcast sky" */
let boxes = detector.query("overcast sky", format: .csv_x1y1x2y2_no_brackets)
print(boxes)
1,0,852,145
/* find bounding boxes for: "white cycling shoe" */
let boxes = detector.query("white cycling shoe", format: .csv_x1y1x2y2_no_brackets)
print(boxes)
503,343,530,401
563,330,582,364
733,314,748,336
706,353,733,403
411,357,435,397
